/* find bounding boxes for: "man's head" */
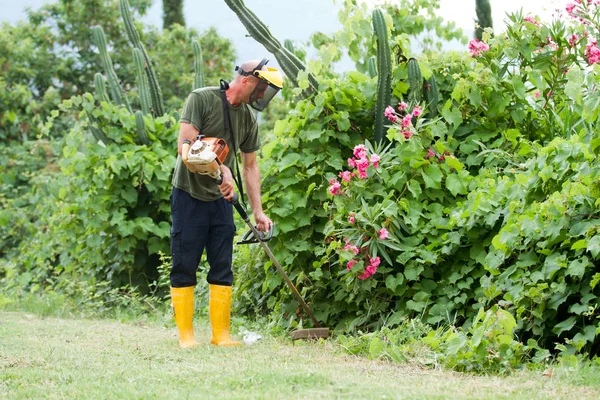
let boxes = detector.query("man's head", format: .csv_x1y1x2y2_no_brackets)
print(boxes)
233,58,283,111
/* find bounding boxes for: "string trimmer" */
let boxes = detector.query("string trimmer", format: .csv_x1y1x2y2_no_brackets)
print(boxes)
182,135,329,341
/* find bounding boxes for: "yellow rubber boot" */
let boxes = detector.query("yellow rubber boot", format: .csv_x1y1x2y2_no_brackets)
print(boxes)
209,284,241,346
170,287,199,349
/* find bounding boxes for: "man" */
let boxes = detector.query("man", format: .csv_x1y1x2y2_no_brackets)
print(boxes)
170,59,283,348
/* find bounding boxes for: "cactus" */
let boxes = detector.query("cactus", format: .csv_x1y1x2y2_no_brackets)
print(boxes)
407,58,423,105
423,75,439,117
373,8,392,144
367,56,377,78
133,48,152,115
120,0,165,117
86,111,110,144
134,110,150,145
192,39,205,90
284,39,295,54
93,73,110,103
475,0,493,41
92,26,132,112
224,0,318,96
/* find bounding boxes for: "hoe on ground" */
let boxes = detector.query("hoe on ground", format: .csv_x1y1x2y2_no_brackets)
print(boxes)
232,194,329,341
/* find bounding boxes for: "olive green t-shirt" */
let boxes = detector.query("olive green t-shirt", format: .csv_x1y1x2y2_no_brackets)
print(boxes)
172,87,260,201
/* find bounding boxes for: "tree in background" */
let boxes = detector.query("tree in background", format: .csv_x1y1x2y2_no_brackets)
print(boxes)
162,0,185,29
475,0,493,40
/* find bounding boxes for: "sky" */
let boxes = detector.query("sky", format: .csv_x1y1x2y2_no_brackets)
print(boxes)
0,0,567,71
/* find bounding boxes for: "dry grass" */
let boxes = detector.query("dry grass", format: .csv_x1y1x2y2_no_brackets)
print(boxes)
1,311,599,399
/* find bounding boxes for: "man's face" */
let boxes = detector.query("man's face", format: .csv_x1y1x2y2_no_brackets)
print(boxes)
244,76,268,103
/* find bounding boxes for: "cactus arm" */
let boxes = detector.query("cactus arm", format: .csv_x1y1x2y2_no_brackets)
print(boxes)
192,39,205,90
92,26,132,113
367,56,378,78
224,0,318,96
133,48,152,115
120,0,165,117
134,110,150,145
93,73,111,103
407,58,423,105
373,8,392,144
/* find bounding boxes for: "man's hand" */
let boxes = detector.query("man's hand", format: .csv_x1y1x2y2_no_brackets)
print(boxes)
218,165,235,201
253,210,272,232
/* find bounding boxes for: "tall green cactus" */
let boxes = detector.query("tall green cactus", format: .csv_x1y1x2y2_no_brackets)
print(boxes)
86,111,109,144
120,0,165,117
192,39,205,90
423,75,439,117
407,58,423,105
284,39,295,54
134,110,150,145
224,0,318,96
475,0,493,41
93,73,110,103
133,48,152,115
367,56,378,78
373,9,392,144
92,26,132,112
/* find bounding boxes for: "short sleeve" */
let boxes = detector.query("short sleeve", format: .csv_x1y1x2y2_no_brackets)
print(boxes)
239,119,260,154
180,92,205,132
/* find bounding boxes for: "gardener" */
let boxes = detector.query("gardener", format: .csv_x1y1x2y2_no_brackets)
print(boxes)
170,59,283,348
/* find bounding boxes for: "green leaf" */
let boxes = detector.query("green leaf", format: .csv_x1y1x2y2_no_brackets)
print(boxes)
369,337,385,359
422,164,442,189
445,174,466,196
552,316,577,336
571,239,587,250
586,236,600,258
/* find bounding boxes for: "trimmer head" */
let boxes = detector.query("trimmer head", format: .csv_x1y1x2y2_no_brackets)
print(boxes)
291,327,329,341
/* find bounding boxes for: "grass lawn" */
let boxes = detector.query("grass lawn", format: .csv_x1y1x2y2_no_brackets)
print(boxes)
1,311,600,399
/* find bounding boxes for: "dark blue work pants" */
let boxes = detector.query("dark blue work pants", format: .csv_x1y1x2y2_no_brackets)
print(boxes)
170,187,236,287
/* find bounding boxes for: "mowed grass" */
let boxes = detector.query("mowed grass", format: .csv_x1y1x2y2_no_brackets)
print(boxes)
1,311,600,400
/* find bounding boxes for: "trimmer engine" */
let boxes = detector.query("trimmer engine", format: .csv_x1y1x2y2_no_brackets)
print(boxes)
183,136,229,180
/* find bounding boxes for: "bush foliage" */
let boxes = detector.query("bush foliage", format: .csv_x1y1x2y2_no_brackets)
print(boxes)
2,0,600,363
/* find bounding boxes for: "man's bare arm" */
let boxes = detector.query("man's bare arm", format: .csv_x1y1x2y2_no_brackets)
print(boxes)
241,152,272,231
178,122,199,155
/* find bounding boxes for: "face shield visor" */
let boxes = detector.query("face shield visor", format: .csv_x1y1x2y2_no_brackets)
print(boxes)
248,78,280,111
235,59,283,112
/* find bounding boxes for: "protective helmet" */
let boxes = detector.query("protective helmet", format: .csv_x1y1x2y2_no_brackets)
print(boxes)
235,58,283,111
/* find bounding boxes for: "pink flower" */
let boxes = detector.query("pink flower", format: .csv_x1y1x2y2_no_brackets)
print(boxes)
348,213,355,224
412,106,422,117
370,257,381,268
426,149,435,159
569,33,579,46
524,16,540,26
356,157,370,179
344,243,359,255
339,170,354,183
468,38,490,57
378,227,388,240
401,114,413,127
370,153,380,168
348,158,356,168
566,3,576,14
328,179,343,196
384,105,397,122
585,40,600,64
402,131,413,140
534,90,540,99
353,144,367,160
398,102,408,111
365,264,377,275
358,271,369,280
347,260,356,271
